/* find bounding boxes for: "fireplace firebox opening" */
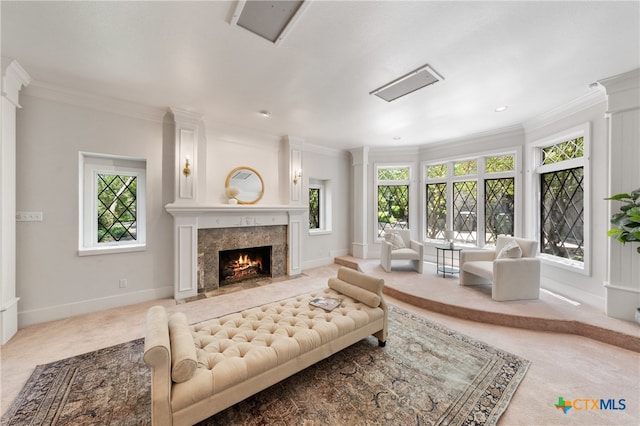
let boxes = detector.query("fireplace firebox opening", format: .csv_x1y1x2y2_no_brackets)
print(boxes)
219,245,272,285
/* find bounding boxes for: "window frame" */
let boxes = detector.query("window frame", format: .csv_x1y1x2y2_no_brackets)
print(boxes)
374,164,412,240
423,150,519,248
308,178,332,235
79,152,147,256
528,123,590,275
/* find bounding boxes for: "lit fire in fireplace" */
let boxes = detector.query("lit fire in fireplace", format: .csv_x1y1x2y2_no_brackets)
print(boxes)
219,246,271,284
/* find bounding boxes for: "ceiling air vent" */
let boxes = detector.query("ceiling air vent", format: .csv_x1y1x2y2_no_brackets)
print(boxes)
231,0,308,45
370,64,444,102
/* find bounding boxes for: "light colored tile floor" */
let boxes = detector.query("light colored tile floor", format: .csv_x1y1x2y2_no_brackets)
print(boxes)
1,262,639,425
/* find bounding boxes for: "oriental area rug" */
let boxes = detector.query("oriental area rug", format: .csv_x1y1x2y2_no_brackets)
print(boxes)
2,306,530,426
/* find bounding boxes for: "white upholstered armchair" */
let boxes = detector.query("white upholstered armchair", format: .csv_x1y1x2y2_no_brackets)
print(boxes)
459,235,540,301
380,229,424,273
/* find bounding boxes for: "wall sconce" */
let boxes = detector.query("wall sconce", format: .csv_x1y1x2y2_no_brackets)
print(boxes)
292,169,302,185
183,156,191,177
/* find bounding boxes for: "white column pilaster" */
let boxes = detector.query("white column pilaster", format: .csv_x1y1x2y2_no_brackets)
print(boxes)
350,147,369,258
598,69,640,321
1,59,31,344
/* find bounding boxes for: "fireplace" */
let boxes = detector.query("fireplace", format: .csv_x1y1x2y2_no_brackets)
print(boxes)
219,246,271,285
166,204,307,300
198,225,287,292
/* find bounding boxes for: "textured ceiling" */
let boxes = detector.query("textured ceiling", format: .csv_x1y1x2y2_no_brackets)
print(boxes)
2,1,639,149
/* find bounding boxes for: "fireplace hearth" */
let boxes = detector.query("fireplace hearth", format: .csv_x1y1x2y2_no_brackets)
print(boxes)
219,246,271,285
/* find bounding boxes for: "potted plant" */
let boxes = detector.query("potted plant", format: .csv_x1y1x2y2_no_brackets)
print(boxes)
606,188,640,254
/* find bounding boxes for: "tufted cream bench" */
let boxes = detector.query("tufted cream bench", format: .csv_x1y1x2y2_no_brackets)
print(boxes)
144,267,388,426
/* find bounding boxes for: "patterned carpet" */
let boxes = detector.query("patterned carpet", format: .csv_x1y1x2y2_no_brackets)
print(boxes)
2,306,530,426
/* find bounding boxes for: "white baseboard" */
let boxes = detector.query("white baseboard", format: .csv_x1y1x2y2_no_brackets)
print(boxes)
302,257,334,270
18,286,173,327
302,249,350,270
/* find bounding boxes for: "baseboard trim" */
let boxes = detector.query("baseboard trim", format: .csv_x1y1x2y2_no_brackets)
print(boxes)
18,286,173,327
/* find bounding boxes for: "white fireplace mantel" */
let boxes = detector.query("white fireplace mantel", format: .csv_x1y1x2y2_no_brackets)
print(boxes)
165,203,308,300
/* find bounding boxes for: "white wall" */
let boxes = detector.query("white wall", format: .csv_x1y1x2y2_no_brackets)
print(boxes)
524,99,610,309
15,88,173,326
203,121,282,205
301,145,352,269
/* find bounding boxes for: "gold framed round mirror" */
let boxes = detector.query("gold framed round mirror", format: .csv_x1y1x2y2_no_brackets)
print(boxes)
225,166,264,204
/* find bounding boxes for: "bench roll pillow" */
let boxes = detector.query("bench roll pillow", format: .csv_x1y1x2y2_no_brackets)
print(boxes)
168,312,198,383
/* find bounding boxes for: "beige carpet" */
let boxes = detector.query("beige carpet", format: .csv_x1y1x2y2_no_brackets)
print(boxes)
2,263,638,425
1,305,529,426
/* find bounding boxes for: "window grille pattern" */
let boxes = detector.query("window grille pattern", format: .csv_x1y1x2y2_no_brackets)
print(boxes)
309,187,320,229
426,183,447,240
378,185,409,237
453,181,477,243
540,167,584,261
542,137,584,164
97,174,137,243
485,178,514,243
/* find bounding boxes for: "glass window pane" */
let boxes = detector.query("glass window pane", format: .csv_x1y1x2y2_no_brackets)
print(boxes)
426,183,447,240
97,174,137,243
540,167,584,261
427,164,447,179
453,160,477,176
485,155,515,173
378,167,409,181
309,187,320,229
485,178,514,244
377,185,409,237
542,137,584,165
452,180,477,244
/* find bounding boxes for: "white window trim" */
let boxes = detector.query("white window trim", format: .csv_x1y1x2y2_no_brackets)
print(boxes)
308,178,332,235
79,152,147,256
374,164,412,241
528,122,590,275
423,150,520,247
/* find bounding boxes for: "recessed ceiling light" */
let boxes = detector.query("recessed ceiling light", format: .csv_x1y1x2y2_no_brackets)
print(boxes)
393,136,402,141
258,110,271,117
494,106,508,112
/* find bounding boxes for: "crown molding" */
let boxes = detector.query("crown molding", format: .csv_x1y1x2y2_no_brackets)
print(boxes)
523,90,605,132
23,80,167,122
421,124,524,153
2,59,31,107
303,141,348,158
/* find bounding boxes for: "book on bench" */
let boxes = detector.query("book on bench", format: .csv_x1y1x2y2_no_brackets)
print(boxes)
309,296,342,312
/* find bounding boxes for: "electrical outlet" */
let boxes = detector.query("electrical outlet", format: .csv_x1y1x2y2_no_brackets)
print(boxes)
16,211,43,222
119,278,127,288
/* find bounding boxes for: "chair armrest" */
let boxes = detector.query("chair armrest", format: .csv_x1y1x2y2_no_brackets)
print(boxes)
460,249,495,264
409,239,424,255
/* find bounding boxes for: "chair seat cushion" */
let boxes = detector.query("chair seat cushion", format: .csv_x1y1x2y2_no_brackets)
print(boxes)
390,247,420,260
461,260,493,280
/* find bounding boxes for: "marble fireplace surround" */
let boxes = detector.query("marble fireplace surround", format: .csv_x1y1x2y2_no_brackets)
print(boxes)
165,204,307,300
199,225,286,292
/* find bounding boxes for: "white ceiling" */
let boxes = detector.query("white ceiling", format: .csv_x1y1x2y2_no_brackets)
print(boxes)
2,1,639,150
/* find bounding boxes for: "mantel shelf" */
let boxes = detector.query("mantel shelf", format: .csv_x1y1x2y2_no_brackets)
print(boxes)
165,203,308,217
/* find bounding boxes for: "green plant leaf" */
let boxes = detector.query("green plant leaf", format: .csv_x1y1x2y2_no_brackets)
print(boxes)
607,228,621,237
606,193,632,201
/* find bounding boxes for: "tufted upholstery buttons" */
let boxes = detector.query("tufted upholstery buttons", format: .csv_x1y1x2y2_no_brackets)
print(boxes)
187,289,384,395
